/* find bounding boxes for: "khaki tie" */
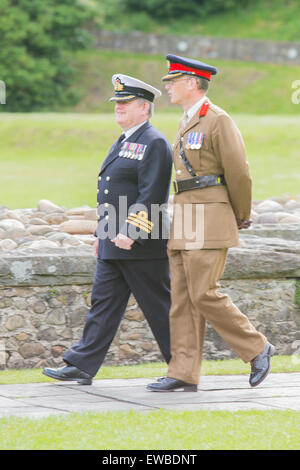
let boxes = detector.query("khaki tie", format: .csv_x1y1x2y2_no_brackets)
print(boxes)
180,112,188,132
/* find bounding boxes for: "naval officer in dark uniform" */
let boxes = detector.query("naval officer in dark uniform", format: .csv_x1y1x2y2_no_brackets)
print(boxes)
43,75,172,385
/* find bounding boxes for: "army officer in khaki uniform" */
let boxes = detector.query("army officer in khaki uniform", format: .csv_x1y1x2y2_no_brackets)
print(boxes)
147,54,275,392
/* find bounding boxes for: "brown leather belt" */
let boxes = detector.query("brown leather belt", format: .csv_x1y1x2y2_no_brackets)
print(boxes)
173,174,225,194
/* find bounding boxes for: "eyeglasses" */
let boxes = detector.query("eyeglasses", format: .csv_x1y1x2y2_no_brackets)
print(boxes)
166,77,192,86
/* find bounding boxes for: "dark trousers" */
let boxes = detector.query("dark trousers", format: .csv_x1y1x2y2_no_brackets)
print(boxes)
64,258,171,376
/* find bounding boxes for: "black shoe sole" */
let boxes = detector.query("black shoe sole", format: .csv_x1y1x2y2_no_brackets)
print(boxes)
76,378,93,385
147,384,198,392
42,369,92,385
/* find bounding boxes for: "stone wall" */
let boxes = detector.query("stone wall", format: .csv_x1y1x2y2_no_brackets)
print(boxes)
0,198,300,370
0,286,162,370
93,30,300,65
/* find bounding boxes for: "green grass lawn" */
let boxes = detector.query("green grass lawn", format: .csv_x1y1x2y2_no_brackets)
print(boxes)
67,49,300,116
0,112,299,209
1,409,299,450
0,357,299,450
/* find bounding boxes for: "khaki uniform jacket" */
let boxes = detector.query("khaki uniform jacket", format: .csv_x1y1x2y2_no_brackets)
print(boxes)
168,98,252,250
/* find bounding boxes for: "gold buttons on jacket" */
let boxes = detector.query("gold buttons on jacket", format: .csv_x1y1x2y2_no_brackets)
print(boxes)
106,176,110,181
104,189,109,194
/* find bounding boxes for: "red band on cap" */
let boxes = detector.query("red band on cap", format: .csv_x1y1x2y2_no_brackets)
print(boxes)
169,62,212,80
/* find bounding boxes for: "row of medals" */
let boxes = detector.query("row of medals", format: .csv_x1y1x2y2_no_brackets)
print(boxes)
119,142,147,160
186,132,205,150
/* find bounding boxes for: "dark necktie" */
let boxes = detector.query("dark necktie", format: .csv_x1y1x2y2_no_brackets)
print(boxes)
117,133,125,145
111,133,125,153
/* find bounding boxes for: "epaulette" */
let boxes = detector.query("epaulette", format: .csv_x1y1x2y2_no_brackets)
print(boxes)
199,101,210,117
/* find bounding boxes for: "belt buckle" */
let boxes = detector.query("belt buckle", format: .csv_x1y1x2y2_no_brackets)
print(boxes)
173,180,179,194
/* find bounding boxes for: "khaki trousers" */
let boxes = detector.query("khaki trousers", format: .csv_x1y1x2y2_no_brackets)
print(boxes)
167,248,267,384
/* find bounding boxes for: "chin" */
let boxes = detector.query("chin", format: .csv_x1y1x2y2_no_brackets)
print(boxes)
115,116,125,125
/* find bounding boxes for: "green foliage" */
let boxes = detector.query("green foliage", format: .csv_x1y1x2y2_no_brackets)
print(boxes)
94,0,300,41
0,0,96,111
121,0,252,20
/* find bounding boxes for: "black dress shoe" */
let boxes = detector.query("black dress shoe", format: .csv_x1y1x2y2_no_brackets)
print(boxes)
147,377,197,392
249,342,275,387
43,365,93,385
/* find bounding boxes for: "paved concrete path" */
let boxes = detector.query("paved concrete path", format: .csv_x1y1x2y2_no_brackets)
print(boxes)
0,373,299,418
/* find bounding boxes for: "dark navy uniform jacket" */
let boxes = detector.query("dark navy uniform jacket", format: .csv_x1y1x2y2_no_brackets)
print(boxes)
96,121,172,260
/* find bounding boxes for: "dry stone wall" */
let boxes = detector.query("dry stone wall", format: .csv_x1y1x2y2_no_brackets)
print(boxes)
0,197,299,370
93,30,300,66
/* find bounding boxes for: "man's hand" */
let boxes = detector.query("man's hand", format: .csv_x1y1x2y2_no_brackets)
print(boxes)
237,219,252,230
93,239,99,256
112,233,134,250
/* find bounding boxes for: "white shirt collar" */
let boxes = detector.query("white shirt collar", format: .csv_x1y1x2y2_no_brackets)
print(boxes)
124,120,147,139
185,95,207,123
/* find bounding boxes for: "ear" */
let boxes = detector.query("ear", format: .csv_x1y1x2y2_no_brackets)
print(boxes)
142,100,150,115
188,77,198,91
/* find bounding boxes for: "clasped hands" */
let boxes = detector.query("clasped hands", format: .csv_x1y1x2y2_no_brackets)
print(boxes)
112,233,134,250
93,233,134,257
237,218,252,230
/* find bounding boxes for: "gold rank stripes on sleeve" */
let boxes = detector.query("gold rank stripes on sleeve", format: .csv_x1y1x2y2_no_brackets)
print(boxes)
126,211,154,234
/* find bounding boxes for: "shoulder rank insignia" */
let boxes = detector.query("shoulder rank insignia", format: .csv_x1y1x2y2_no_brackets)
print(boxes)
119,142,147,160
186,132,205,150
199,100,210,117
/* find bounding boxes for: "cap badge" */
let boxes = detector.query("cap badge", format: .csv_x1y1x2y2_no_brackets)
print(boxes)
115,78,124,92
